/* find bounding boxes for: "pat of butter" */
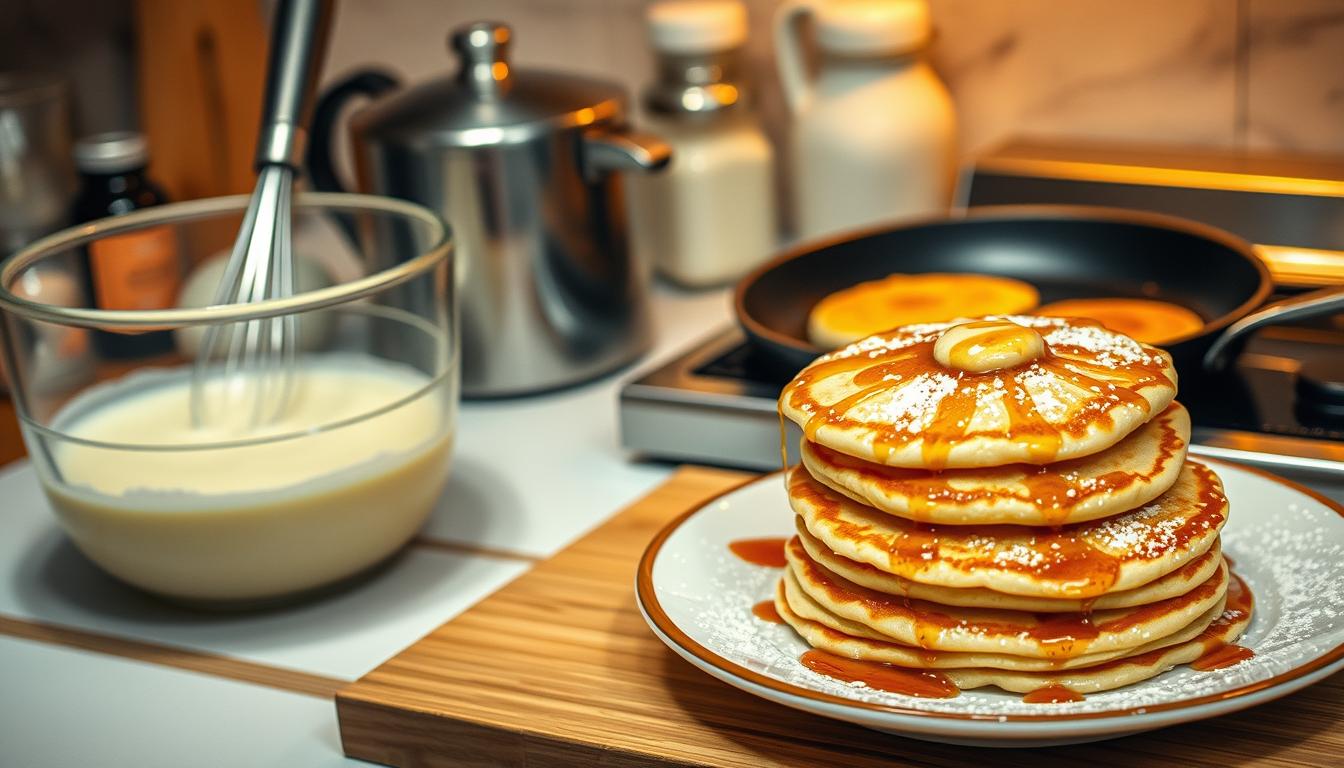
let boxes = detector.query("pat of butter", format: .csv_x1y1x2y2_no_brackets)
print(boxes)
934,320,1045,373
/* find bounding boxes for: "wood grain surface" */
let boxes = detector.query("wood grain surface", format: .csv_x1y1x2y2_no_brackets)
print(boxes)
336,466,1344,768
135,0,266,202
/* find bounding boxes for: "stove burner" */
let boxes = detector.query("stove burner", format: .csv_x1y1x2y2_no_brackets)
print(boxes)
1297,355,1344,425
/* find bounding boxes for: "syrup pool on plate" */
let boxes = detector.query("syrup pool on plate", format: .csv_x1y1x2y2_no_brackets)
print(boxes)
728,537,789,567
32,353,454,602
799,649,960,699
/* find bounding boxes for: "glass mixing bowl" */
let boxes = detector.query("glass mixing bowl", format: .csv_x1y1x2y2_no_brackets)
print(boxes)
0,192,456,604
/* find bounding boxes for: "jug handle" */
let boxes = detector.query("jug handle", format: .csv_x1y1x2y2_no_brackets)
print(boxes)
305,68,400,193
775,0,816,115
580,128,672,182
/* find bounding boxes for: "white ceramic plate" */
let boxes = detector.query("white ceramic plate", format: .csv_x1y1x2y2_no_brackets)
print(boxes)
636,459,1344,747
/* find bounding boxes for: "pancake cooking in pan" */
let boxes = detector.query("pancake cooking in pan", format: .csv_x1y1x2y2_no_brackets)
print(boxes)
807,273,1040,349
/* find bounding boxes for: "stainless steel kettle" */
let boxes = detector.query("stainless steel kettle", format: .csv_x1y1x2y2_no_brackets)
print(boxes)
309,21,671,397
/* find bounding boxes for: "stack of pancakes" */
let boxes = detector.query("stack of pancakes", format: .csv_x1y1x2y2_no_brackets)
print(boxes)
774,315,1251,696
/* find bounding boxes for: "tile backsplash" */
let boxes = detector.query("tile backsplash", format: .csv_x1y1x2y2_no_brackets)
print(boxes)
1244,0,1344,153
321,0,1344,161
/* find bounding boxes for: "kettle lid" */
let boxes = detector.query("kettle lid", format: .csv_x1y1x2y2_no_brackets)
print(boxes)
814,0,931,57
351,21,628,147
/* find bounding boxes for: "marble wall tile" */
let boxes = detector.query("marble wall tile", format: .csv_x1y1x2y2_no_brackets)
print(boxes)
318,1,1337,168
323,0,648,91
1244,0,1344,154
730,0,1244,162
926,0,1240,156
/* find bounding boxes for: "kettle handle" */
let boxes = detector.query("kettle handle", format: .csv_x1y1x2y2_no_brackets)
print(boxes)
305,68,400,193
774,0,816,115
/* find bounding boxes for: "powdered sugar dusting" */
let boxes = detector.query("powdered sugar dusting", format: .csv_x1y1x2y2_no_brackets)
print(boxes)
824,326,946,361
819,315,1163,372
796,316,1171,441
1041,322,1162,368
1019,362,1075,421
648,465,1344,721
845,373,958,435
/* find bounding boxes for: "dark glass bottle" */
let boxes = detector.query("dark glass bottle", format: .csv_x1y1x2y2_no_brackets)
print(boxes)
71,131,180,358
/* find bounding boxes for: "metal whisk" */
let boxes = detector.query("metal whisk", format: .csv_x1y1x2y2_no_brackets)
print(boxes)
191,0,334,429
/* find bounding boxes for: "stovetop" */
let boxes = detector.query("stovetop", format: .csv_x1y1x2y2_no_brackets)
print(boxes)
620,323,1344,481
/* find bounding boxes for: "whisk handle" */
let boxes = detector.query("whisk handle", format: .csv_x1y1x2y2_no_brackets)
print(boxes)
255,0,335,171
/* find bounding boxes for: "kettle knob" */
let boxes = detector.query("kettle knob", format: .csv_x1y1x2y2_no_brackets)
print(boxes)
451,21,513,96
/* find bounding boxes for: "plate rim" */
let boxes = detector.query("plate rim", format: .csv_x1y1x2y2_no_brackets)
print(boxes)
635,457,1344,724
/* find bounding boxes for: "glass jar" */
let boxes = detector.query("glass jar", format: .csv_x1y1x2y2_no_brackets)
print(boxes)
71,131,178,358
627,0,777,287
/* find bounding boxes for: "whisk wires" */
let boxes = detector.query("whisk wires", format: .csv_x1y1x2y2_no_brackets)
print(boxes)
190,165,299,430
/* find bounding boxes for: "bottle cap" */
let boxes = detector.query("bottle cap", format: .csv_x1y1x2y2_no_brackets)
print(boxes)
815,0,931,57
74,131,150,174
647,1,748,54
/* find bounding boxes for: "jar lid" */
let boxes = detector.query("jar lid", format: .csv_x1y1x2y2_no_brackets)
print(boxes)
647,1,748,54
350,21,628,148
814,0,931,57
74,131,149,174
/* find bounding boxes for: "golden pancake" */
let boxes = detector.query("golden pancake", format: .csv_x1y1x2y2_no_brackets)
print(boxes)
947,574,1252,694
796,523,1224,613
780,315,1178,469
789,462,1227,599
784,536,1228,659
1038,297,1205,346
801,402,1189,526
776,571,1225,672
781,579,1251,694
806,273,1040,350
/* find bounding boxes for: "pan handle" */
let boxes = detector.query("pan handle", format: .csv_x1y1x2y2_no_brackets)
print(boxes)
1204,283,1344,371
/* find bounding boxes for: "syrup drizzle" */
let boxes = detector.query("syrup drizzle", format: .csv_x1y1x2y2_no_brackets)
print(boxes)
807,403,1186,526
1022,684,1085,703
1191,643,1255,671
752,600,785,624
1191,571,1256,671
789,463,1227,599
728,538,789,568
796,521,1223,612
1070,570,1255,675
787,537,1226,658
783,318,1173,470
790,575,1253,702
800,649,960,699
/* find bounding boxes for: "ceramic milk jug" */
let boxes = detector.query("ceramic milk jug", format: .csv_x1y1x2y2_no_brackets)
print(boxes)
775,0,956,241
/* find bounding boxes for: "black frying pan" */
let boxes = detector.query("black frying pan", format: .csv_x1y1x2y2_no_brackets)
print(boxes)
735,206,1275,380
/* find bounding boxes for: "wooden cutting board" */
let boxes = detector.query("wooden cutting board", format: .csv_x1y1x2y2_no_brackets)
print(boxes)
335,466,1344,767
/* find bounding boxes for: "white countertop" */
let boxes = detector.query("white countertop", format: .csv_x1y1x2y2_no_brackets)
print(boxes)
0,283,734,768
